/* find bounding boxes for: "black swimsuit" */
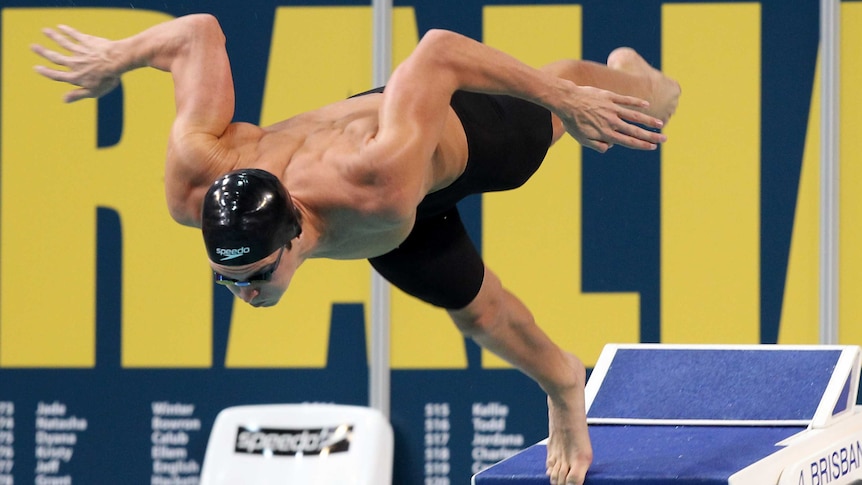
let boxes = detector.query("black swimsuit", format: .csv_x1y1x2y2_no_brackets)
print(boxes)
361,88,553,309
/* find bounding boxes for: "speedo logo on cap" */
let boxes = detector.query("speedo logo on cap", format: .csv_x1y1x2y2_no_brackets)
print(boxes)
234,425,353,456
215,247,250,261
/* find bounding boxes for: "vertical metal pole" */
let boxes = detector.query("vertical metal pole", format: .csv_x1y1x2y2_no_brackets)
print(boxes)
820,0,840,345
370,0,393,418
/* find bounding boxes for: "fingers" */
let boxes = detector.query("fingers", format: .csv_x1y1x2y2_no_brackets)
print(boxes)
56,24,88,43
619,106,664,130
30,43,71,67
583,125,663,153
604,107,667,150
585,140,610,153
44,26,85,53
609,93,651,111
607,135,656,151
30,25,88,68
30,27,76,78
32,64,74,83
31,64,92,102
64,88,95,103
32,25,120,102
566,89,669,152
611,98,666,150
613,123,667,151
31,26,86,101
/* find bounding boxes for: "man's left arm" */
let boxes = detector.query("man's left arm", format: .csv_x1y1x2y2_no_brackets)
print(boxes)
373,29,666,157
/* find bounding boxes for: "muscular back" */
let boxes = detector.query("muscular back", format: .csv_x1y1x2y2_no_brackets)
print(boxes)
167,92,469,260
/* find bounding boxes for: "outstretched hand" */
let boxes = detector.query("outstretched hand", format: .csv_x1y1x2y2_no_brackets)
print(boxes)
558,84,667,153
31,25,122,102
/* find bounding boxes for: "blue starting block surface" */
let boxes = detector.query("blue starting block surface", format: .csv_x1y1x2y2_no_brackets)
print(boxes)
586,345,858,426
474,425,806,485
473,344,862,485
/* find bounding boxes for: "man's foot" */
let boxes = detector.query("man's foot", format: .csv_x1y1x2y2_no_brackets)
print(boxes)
607,47,681,124
545,353,593,485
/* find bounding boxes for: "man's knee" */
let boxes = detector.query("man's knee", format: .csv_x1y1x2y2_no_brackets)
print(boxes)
449,302,497,337
447,270,505,337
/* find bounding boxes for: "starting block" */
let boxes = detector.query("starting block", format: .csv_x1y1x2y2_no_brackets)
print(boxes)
472,344,862,485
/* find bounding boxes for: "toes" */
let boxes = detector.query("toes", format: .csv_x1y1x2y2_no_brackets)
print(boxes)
566,467,587,485
546,458,563,485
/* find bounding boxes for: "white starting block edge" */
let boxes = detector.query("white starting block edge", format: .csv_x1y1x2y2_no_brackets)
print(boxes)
733,405,862,485
585,344,862,429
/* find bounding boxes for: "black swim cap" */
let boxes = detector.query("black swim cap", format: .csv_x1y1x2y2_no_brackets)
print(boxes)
201,169,302,266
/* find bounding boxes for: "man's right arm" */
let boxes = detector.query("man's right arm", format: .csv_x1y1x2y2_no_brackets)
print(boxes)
32,14,237,226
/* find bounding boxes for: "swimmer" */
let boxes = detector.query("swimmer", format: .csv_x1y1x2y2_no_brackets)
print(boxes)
32,14,680,484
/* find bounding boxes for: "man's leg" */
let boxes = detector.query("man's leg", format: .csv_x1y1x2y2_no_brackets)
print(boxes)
448,267,591,485
541,52,681,143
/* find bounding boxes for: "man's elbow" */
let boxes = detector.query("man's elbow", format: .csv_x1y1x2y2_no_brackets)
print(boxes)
417,29,460,57
411,29,472,85
182,13,226,45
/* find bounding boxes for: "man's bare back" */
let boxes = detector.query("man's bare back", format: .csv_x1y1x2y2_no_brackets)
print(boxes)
171,92,470,260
